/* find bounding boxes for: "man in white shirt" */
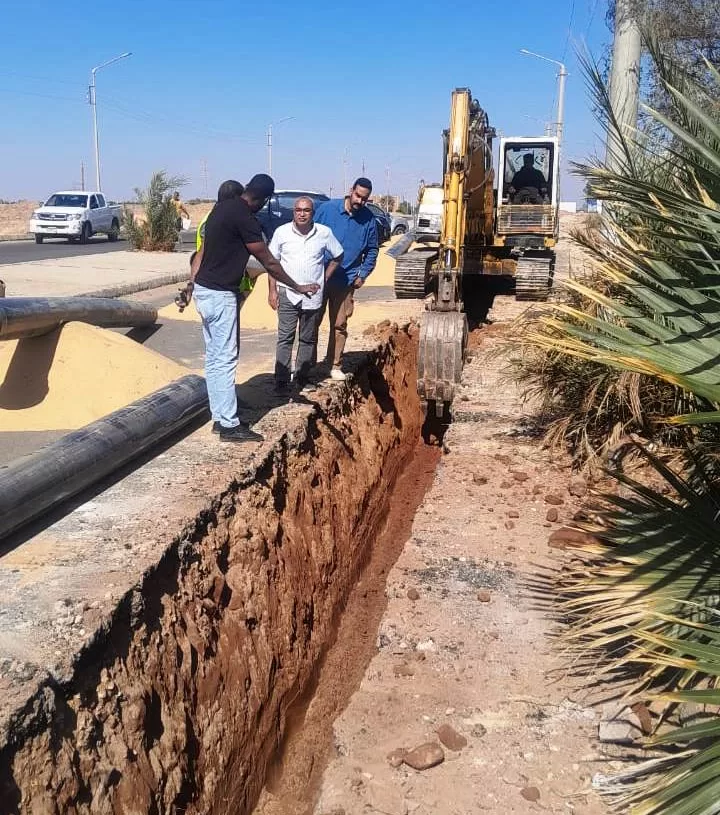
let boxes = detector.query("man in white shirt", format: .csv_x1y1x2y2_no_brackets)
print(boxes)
268,197,344,395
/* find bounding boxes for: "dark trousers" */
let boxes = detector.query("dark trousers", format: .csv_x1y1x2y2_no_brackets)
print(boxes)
275,288,321,385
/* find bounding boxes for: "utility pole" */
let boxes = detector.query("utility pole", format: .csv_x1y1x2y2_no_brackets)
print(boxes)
200,158,209,199
267,117,294,175
519,50,567,148
89,52,132,191
80,161,85,191
606,0,642,171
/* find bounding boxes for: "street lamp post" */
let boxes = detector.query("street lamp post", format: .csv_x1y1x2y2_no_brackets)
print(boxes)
519,49,567,147
266,116,295,175
89,52,132,191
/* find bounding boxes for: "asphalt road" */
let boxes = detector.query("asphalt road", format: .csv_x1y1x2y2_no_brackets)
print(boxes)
0,231,196,265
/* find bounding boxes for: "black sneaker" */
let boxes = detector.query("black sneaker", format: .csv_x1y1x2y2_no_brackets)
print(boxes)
219,424,264,443
212,421,222,434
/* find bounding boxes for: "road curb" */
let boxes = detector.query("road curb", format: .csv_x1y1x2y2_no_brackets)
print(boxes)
78,272,188,299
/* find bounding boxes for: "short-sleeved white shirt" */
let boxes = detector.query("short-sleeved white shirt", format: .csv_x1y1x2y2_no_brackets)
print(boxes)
268,222,344,310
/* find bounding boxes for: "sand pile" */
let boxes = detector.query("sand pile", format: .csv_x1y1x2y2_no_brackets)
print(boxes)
157,238,400,331
0,323,190,431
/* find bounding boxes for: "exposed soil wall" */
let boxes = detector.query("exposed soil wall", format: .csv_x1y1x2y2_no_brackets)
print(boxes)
0,324,423,815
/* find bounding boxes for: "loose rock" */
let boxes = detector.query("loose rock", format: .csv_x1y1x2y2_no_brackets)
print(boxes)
521,786,541,802
386,748,408,768
631,702,653,735
436,724,468,751
407,588,420,601
599,703,645,744
504,520,515,530
546,508,559,523
568,476,588,497
470,722,487,738
507,509,520,518
477,590,492,603
544,494,564,506
403,742,445,771
511,471,529,482
473,473,488,485
548,527,597,550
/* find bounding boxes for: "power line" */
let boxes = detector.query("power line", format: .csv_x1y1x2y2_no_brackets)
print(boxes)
0,87,83,103
0,69,86,88
101,95,263,144
585,0,601,37
561,0,577,61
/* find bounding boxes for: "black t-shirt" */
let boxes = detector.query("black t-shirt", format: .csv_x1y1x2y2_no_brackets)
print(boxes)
195,198,263,291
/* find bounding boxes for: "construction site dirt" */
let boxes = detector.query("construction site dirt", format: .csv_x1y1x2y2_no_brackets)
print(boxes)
0,215,609,814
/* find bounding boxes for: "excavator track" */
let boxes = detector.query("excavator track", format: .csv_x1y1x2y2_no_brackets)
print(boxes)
393,250,438,299
514,255,553,301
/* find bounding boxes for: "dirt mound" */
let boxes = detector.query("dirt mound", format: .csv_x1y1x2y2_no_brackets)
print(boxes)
0,322,190,431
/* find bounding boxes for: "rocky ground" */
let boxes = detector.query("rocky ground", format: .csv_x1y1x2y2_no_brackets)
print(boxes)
1,211,618,814
315,307,609,815
251,284,613,814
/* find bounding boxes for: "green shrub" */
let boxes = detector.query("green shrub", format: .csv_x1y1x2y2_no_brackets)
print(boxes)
123,171,186,252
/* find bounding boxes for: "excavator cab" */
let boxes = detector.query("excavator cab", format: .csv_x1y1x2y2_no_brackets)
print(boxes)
497,138,559,229
494,137,559,298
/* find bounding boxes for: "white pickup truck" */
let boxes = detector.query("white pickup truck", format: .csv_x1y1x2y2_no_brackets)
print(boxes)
29,190,122,244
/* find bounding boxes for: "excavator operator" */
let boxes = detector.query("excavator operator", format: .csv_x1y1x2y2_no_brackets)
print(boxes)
508,153,548,202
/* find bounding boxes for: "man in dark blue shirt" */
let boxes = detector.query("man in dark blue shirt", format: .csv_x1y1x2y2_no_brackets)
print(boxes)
314,177,378,380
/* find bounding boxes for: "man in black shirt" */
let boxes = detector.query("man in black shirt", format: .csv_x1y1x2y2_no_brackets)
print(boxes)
508,154,549,201
182,174,319,442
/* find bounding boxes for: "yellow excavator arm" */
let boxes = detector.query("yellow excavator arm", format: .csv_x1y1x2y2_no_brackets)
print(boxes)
418,89,495,415
395,86,555,419
441,90,472,275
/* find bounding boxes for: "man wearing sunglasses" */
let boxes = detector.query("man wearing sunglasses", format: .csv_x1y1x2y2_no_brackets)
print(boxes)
182,174,320,442
268,196,344,395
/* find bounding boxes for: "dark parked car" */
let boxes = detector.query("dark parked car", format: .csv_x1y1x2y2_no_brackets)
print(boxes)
366,202,392,244
257,189,330,239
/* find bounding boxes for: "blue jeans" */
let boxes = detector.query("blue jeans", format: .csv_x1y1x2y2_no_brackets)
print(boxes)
193,284,240,428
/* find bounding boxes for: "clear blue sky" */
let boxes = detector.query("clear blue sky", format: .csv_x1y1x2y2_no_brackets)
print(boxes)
1,0,609,204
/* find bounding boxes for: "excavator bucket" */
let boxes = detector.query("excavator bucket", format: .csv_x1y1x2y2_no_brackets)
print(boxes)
417,309,467,416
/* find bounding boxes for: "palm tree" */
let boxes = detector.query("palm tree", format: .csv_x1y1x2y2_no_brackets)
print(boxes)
523,38,720,814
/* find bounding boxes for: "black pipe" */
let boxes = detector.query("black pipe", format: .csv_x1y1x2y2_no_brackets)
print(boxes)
0,374,208,542
0,297,157,341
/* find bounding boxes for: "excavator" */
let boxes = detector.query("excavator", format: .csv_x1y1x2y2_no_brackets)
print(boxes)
395,88,560,417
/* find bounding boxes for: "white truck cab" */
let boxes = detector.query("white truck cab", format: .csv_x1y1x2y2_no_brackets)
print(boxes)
414,184,444,243
29,191,122,244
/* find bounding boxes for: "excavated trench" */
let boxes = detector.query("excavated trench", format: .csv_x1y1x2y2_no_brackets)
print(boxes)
0,322,444,815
